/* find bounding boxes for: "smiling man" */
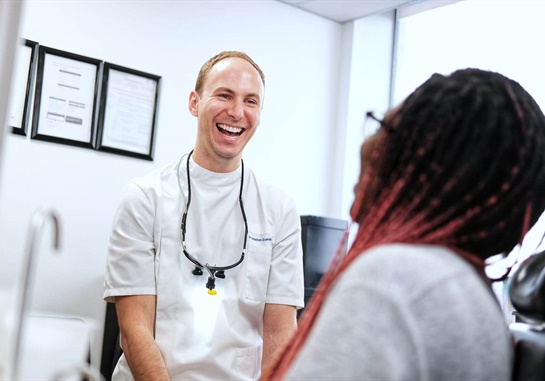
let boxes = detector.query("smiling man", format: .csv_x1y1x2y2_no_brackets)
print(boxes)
189,53,263,172
104,51,304,380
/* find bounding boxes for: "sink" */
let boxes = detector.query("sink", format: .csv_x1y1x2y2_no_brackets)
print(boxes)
0,208,103,380
0,298,102,380
18,314,94,380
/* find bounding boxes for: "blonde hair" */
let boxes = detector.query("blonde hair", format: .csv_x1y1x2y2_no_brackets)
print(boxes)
194,51,265,94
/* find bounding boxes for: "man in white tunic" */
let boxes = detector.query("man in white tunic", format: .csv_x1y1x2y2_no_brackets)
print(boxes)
104,51,304,380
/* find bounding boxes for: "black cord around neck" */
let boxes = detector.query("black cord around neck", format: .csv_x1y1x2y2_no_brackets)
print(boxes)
180,150,248,294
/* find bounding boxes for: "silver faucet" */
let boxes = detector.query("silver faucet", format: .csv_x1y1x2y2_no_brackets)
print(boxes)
11,207,61,380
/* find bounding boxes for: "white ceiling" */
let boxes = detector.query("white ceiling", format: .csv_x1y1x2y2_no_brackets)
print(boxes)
275,0,413,23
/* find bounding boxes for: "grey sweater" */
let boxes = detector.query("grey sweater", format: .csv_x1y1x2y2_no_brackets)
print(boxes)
285,244,513,381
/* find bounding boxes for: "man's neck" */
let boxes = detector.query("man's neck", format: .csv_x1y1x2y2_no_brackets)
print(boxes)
191,148,241,173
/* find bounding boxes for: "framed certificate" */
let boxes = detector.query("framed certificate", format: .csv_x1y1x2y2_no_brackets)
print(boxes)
96,63,160,161
9,39,39,136
31,46,101,148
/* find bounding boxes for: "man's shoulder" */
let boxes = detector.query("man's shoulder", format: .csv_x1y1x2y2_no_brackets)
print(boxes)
130,160,178,189
247,167,294,203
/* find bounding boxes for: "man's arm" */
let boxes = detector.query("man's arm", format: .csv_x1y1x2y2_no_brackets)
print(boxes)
115,295,170,381
262,303,298,373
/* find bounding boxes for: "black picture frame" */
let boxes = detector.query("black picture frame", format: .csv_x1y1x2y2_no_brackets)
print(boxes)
96,63,160,161
31,46,101,149
9,39,39,136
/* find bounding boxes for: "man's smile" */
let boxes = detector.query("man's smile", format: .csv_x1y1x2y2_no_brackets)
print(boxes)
217,123,243,136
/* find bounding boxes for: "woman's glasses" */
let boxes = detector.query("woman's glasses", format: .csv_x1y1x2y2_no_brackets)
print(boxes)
363,111,385,139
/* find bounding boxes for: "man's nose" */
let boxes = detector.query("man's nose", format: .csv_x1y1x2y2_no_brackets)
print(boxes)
228,100,244,120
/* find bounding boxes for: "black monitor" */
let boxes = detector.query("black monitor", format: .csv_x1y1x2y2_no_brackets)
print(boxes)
300,215,349,313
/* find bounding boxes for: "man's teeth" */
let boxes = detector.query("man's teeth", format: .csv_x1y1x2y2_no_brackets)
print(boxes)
218,124,242,134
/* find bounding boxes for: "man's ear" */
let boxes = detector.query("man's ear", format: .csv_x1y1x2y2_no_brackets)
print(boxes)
188,90,199,117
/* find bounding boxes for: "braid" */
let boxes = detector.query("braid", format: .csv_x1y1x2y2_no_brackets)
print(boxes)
355,70,545,257
262,69,545,380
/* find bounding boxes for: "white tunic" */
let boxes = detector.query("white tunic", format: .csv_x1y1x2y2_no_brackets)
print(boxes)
104,155,304,380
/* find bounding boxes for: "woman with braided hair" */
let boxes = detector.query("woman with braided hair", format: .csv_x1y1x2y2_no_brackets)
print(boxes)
262,68,545,381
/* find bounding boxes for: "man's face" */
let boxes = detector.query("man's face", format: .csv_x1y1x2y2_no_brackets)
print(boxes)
189,57,264,172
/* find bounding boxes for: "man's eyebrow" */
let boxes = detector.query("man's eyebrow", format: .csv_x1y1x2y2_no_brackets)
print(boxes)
214,87,235,94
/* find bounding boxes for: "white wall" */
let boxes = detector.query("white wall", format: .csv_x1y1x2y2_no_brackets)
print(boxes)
339,12,396,224
395,0,545,104
0,0,343,370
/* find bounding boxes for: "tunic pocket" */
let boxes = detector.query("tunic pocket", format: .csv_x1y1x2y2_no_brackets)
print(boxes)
245,232,273,302
236,345,262,380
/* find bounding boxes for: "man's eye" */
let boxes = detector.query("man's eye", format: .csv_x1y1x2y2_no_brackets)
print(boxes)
218,94,230,99
247,99,258,105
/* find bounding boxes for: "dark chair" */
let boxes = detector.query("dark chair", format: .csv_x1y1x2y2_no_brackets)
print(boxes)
99,303,123,381
508,250,545,381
